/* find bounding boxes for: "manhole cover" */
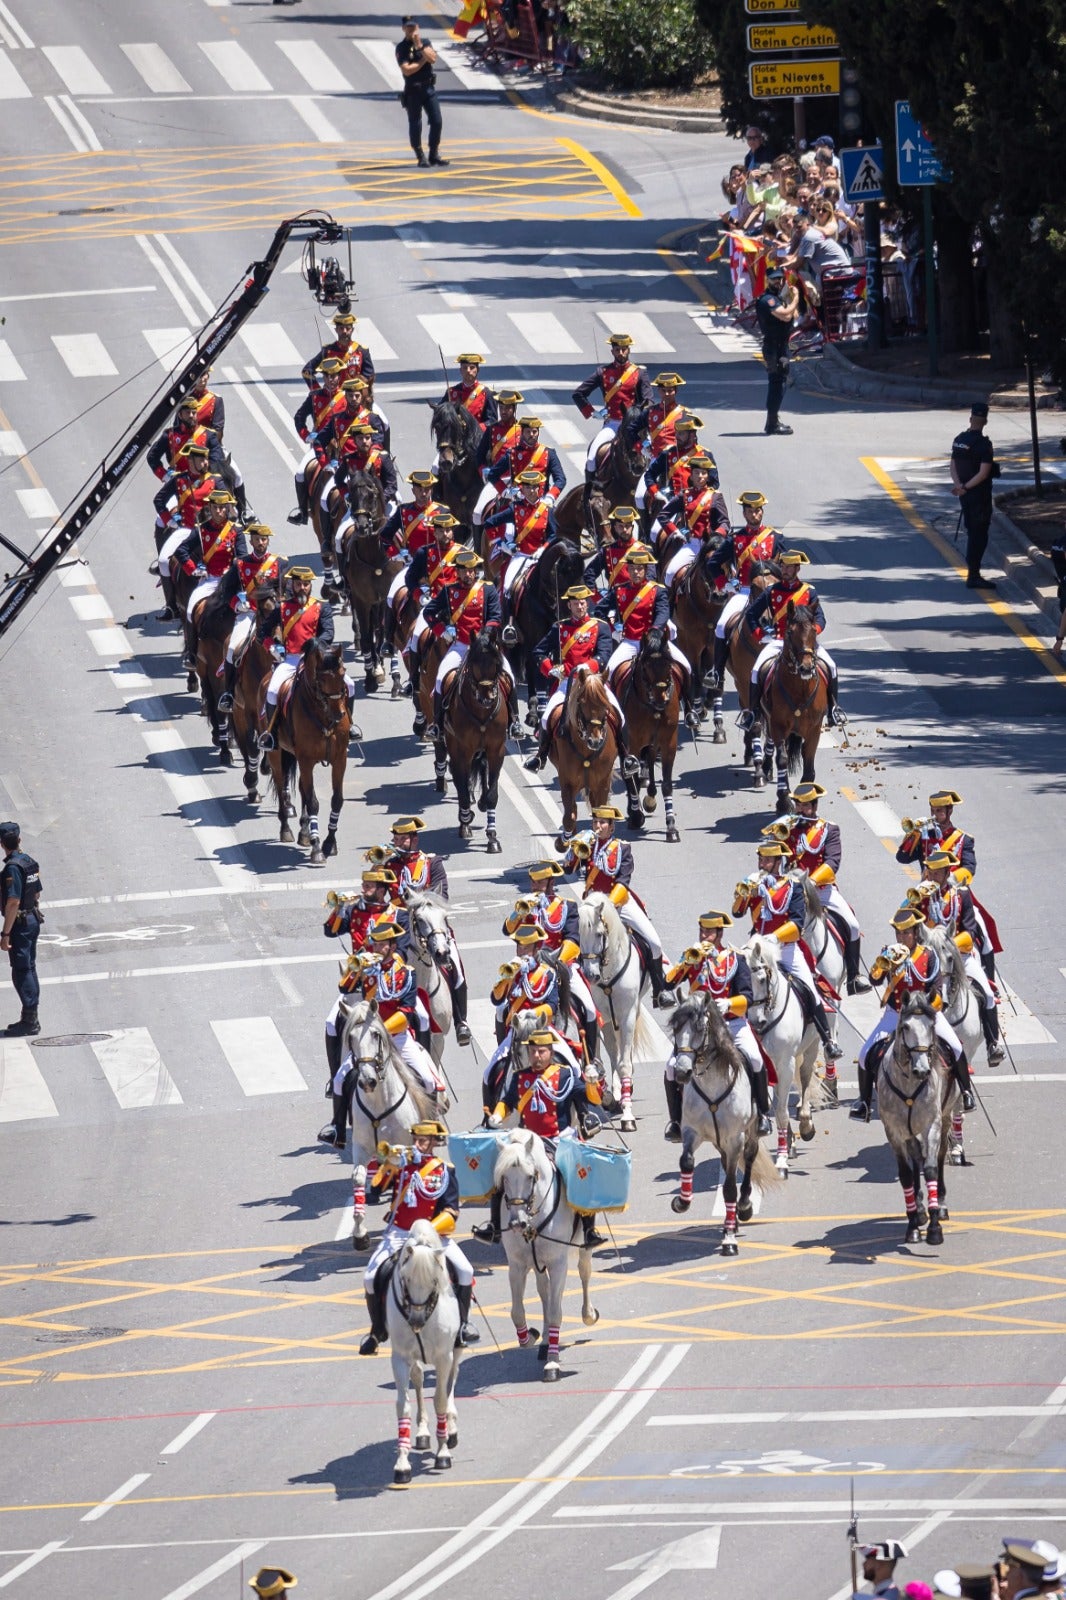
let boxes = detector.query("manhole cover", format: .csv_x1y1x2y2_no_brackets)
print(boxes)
35,1326,126,1344
32,1033,112,1048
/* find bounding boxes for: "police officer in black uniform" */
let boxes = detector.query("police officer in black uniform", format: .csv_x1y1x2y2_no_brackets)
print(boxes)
396,17,449,169
950,400,997,589
0,821,42,1037
754,268,799,436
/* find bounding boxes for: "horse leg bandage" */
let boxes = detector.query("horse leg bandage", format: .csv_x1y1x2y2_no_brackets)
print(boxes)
547,1325,561,1359
398,1417,411,1450
723,1201,737,1232
952,1112,964,1141
777,1129,788,1156
927,1179,939,1210
516,1324,532,1347
436,1414,449,1442
679,1169,694,1203
903,1185,917,1213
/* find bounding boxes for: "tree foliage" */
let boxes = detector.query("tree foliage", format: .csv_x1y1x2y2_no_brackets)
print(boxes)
565,0,713,90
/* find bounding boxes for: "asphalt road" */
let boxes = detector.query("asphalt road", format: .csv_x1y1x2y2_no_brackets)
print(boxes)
1,4,1066,1597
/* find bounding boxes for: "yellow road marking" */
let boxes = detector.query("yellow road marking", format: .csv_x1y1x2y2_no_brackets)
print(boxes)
554,137,642,219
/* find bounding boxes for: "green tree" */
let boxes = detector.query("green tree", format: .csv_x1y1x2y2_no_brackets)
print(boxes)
564,0,713,90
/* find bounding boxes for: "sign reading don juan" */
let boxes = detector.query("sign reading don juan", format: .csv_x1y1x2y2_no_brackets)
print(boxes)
749,58,841,97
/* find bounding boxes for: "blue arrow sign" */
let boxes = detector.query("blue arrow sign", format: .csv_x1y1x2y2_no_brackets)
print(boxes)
894,99,946,186
840,145,884,203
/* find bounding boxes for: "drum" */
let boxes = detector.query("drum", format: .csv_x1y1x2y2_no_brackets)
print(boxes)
554,1137,630,1216
448,1131,502,1203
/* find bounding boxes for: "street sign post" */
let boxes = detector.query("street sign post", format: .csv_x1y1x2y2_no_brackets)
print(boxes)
894,99,945,186
840,145,884,204
749,59,841,97
747,21,838,50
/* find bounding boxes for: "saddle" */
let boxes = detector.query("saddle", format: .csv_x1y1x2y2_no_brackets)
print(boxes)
371,1238,458,1336
824,908,849,952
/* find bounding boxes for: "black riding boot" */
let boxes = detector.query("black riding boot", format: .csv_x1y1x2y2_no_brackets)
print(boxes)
217,658,237,713
981,950,997,983
849,1060,873,1120
634,933,674,1008
156,570,178,623
288,475,310,526
233,480,248,522
581,472,595,532
663,1073,683,1142
582,1213,607,1247
449,975,471,1045
981,1003,1005,1067
738,678,763,732
950,1046,975,1110
845,938,871,994
411,650,426,734
803,983,843,1059
455,1282,480,1346
611,717,640,778
471,1190,502,1243
825,673,847,728
359,1289,388,1355
523,718,554,771
706,631,729,691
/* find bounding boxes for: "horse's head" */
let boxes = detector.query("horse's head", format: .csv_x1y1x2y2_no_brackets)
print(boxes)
577,895,609,982
897,991,938,1077
461,628,505,711
343,998,391,1091
429,398,478,469
637,627,675,713
612,415,648,485
746,935,780,1011
668,991,713,1083
783,603,818,681
551,540,586,599
396,1218,446,1328
567,663,609,755
347,467,385,533
494,1129,543,1238
407,890,451,964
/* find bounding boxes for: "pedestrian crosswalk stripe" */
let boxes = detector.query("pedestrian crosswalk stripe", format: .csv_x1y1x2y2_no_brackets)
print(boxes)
0,48,31,99
0,340,26,381
430,35,495,92
288,96,342,144
198,41,272,93
143,327,193,369
440,285,476,308
240,321,304,368
91,1028,184,1109
355,317,398,362
41,44,112,96
211,1017,308,1095
351,39,401,90
16,487,59,520
566,450,588,477
69,592,112,621
276,39,352,93
0,1039,59,1122
52,332,118,378
508,311,581,355
0,429,24,457
120,43,192,95
596,310,674,354
528,402,585,451
417,312,489,359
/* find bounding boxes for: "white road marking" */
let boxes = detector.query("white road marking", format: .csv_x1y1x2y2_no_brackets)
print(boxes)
366,1343,691,1600
69,592,111,621
847,796,902,838
688,307,760,355
40,941,510,988
0,429,24,456
80,1473,152,1523
211,1017,308,1095
120,43,191,94
223,363,301,471
440,284,476,308
508,311,581,354
87,625,133,657
276,38,351,91
135,236,200,325
288,95,342,143
1001,980,1055,1046
150,232,216,316
55,92,102,148
466,995,498,1056
198,41,272,92
431,35,494,90
597,310,674,353
0,48,30,98
354,318,397,361
16,487,59,519
51,332,118,378
417,312,489,358
160,1412,216,1456
0,1542,66,1589
528,403,584,449
142,327,194,368
0,1039,58,1122
0,341,26,380
351,38,401,89
557,1498,1066,1517
139,727,254,891
90,1029,183,1109
160,1543,266,1600
41,44,111,95
44,94,90,151
606,1527,721,1600
498,763,556,843
0,2,32,47
240,321,303,368
335,1202,355,1241
648,1404,1066,1427
0,285,156,304
45,865,505,910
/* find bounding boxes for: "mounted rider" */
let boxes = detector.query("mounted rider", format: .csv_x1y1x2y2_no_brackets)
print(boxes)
583,503,642,587
914,849,1005,1065
733,839,844,1061
896,787,977,878
189,367,226,440
774,782,871,995
851,906,973,1121
422,547,519,742
379,815,471,1044
301,309,375,390
319,867,401,1130
573,332,650,522
288,357,345,525
471,388,523,528
631,371,688,460
708,489,782,690
483,468,561,645
562,804,675,1006
596,545,697,726
504,860,601,1064
637,411,705,522
174,488,249,668
483,414,567,514
147,395,226,483
215,523,280,711
256,566,335,752
663,909,772,1141
657,452,731,583
523,582,638,777
736,549,846,730
448,353,498,430
403,511,464,733
359,1119,480,1355
153,440,222,619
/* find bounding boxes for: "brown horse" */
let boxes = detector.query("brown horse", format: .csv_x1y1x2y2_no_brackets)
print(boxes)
754,603,828,814
554,426,644,543
615,631,682,843
259,639,351,863
339,468,402,694
670,537,732,744
192,588,236,767
440,629,509,853
230,630,274,804
547,663,620,847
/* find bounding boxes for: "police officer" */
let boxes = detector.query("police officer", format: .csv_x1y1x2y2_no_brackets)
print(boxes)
0,821,42,1037
754,268,798,436
950,400,997,589
396,17,448,169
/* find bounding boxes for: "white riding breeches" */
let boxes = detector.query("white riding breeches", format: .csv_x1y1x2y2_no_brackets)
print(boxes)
859,1005,963,1070
541,679,623,729
819,882,860,943
266,656,301,704
615,895,663,961
666,1014,762,1079
664,539,702,586
296,445,316,483
503,554,534,597
751,640,838,684
584,418,620,473
963,948,996,1010
714,589,750,641
225,612,255,664
325,996,344,1038
187,575,220,621
364,1225,473,1292
777,940,820,1004
473,481,504,526
157,527,187,573
387,567,411,606
634,473,653,513
435,642,515,694
606,637,688,680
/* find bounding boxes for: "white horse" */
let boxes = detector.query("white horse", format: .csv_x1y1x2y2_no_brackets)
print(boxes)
494,1129,599,1381
667,991,781,1255
876,992,958,1246
577,892,656,1132
404,890,456,1059
797,876,843,1090
386,1218,461,1486
745,935,827,1175
925,926,980,1166
338,999,447,1251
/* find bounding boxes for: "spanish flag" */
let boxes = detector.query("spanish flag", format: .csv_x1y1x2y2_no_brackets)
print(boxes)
453,0,485,38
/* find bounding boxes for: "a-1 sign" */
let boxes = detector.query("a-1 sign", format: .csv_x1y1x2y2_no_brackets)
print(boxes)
894,99,946,185
840,145,885,203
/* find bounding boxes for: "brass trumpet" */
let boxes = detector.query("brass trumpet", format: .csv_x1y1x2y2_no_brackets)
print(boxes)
760,819,793,842
325,889,359,907
900,816,931,835
570,836,592,862
363,844,391,866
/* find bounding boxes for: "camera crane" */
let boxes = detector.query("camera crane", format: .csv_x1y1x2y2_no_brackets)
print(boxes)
0,211,355,642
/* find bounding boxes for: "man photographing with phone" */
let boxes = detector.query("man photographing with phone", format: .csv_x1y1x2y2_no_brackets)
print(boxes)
396,16,449,169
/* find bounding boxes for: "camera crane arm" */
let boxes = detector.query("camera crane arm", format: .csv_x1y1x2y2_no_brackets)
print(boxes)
0,212,348,642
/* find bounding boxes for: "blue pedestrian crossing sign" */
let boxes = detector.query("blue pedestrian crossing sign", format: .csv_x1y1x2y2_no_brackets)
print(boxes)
840,146,884,203
894,100,946,185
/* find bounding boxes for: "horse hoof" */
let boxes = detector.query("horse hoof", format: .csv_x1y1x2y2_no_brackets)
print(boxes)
949,1147,965,1166
665,826,680,843
671,1196,690,1214
776,1157,789,1175
434,1452,452,1472
626,811,645,833
309,847,325,867
752,774,765,790
186,671,198,693
905,1222,921,1244
246,788,260,804
582,1307,600,1327
775,796,791,817
926,1221,944,1246
554,834,568,852
720,1237,739,1257
364,676,377,693
737,1199,754,1223
297,828,311,848
799,1117,815,1141
486,836,502,854
351,1230,370,1252
712,727,727,745
392,1467,412,1487
414,1433,431,1453
459,823,473,841
642,794,657,815
391,682,403,701
280,827,295,844
447,1429,458,1449
940,1206,950,1221
322,833,337,859
219,745,233,767
619,1112,636,1133
542,1364,561,1383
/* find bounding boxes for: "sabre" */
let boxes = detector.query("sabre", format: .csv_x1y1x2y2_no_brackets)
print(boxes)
833,1004,869,1044
1000,1030,1021,1077
470,1288,505,1356
968,1073,998,1138
847,1477,861,1595
437,343,450,400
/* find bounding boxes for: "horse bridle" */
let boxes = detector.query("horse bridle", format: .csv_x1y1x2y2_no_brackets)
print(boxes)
392,1257,440,1331
783,627,817,682
352,1041,407,1136
297,655,348,735
748,956,788,1034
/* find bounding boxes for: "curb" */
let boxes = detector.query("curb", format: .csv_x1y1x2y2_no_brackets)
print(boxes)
793,340,1062,412
989,506,1061,626
544,78,726,134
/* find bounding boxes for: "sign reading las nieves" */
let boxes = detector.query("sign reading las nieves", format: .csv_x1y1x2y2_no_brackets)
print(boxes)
749,59,841,97
748,22,838,50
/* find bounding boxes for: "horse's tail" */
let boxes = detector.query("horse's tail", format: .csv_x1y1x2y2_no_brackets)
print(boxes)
800,874,823,924
751,1140,784,1193
632,1003,658,1060
269,749,296,804
786,732,804,781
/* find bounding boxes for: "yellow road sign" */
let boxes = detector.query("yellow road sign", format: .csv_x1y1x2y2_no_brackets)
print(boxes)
749,59,841,97
744,0,802,12
747,21,839,50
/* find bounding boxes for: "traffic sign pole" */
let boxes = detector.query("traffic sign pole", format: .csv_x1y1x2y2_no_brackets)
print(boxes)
864,201,884,350
922,187,938,377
